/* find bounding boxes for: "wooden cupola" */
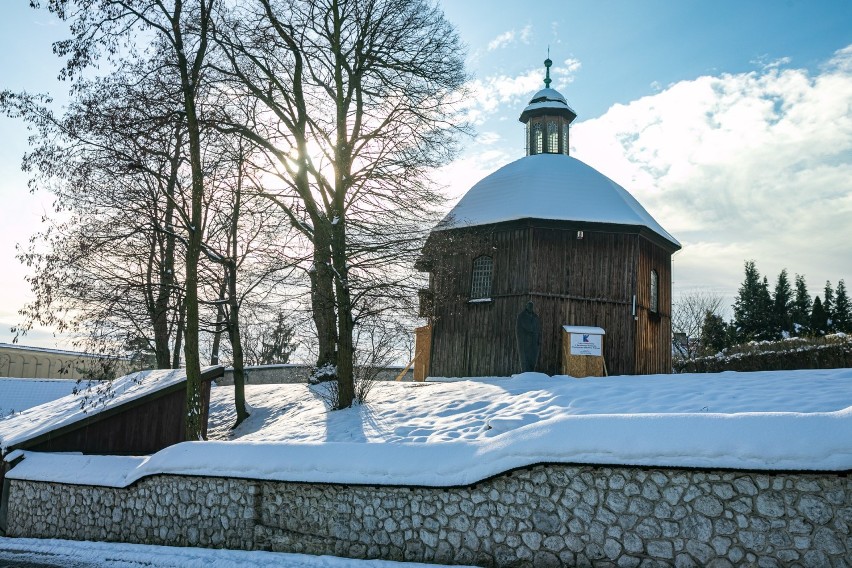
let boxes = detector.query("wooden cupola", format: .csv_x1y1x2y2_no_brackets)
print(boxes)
519,57,577,156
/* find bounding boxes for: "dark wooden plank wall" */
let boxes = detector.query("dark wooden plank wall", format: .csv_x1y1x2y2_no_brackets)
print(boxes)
427,225,659,377
634,237,674,374
429,227,531,377
530,228,639,376
27,381,213,455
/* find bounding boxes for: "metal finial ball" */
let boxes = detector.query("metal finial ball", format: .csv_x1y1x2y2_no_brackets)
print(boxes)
544,58,552,67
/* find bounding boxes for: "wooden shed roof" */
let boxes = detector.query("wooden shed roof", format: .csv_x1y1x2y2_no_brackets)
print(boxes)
0,366,223,454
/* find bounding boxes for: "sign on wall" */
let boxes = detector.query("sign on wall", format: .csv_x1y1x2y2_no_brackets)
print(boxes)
570,333,602,356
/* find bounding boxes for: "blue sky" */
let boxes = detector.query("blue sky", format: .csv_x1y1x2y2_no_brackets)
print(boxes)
442,0,852,116
1,1,851,348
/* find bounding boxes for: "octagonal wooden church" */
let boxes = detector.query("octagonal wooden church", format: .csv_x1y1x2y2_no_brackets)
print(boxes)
415,58,680,379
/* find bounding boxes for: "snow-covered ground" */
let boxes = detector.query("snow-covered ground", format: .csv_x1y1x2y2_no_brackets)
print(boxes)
207,369,852,443
0,537,471,568
7,369,852,488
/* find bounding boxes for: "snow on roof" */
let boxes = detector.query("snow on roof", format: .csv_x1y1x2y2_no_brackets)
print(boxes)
0,367,218,453
530,88,568,104
0,378,81,418
520,87,576,115
7,369,852,487
435,154,680,249
521,100,575,113
563,326,606,335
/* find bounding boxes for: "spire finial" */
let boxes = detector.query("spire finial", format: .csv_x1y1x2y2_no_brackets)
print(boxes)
544,48,552,88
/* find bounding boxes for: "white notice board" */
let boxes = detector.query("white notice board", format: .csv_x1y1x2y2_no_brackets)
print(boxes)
570,333,602,356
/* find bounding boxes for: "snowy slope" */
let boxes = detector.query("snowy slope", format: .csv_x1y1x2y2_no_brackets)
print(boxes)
7,369,852,487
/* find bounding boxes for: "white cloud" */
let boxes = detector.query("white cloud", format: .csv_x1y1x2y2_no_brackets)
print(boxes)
487,30,516,51
462,58,583,125
751,55,792,71
552,57,581,88
476,131,502,146
824,44,852,73
461,69,542,124
572,45,852,299
487,25,532,51
435,148,513,203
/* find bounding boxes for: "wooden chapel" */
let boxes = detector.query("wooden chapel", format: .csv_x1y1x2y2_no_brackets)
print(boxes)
414,57,681,379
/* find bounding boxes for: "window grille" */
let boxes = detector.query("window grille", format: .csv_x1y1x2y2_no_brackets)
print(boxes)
547,121,558,153
533,124,543,155
470,256,493,299
562,123,569,155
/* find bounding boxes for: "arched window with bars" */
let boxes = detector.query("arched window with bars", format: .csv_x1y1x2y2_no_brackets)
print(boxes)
547,121,559,153
533,123,543,155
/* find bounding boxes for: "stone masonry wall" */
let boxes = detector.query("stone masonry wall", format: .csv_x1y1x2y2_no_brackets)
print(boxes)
6,464,851,567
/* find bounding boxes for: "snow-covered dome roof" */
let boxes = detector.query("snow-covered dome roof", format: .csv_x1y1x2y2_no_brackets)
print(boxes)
521,87,576,116
436,154,680,249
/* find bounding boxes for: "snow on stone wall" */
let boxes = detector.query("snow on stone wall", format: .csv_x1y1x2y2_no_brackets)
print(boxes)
6,464,850,567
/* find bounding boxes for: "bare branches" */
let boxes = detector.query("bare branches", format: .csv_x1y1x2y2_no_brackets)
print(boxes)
672,290,725,360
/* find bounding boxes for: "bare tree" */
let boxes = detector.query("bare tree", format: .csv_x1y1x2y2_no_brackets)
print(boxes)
35,0,221,439
213,0,468,408
2,62,188,367
671,290,725,360
197,135,298,427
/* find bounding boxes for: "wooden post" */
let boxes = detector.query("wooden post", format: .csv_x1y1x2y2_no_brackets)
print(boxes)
413,325,432,381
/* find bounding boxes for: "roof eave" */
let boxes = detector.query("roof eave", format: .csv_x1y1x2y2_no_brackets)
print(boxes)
519,106,577,124
430,217,680,252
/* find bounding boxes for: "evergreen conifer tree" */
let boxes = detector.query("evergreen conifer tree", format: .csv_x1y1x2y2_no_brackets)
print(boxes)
700,311,729,355
834,280,851,333
791,275,812,336
823,281,835,333
733,261,774,342
759,276,773,338
772,269,793,338
810,296,828,336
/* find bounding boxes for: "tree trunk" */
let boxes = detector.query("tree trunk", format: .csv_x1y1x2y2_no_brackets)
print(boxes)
172,298,185,369
182,147,204,439
311,228,338,377
328,0,352,408
227,265,249,427
332,228,354,408
210,277,227,365
153,123,181,369
227,153,249,427
176,40,207,442
182,180,204,440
